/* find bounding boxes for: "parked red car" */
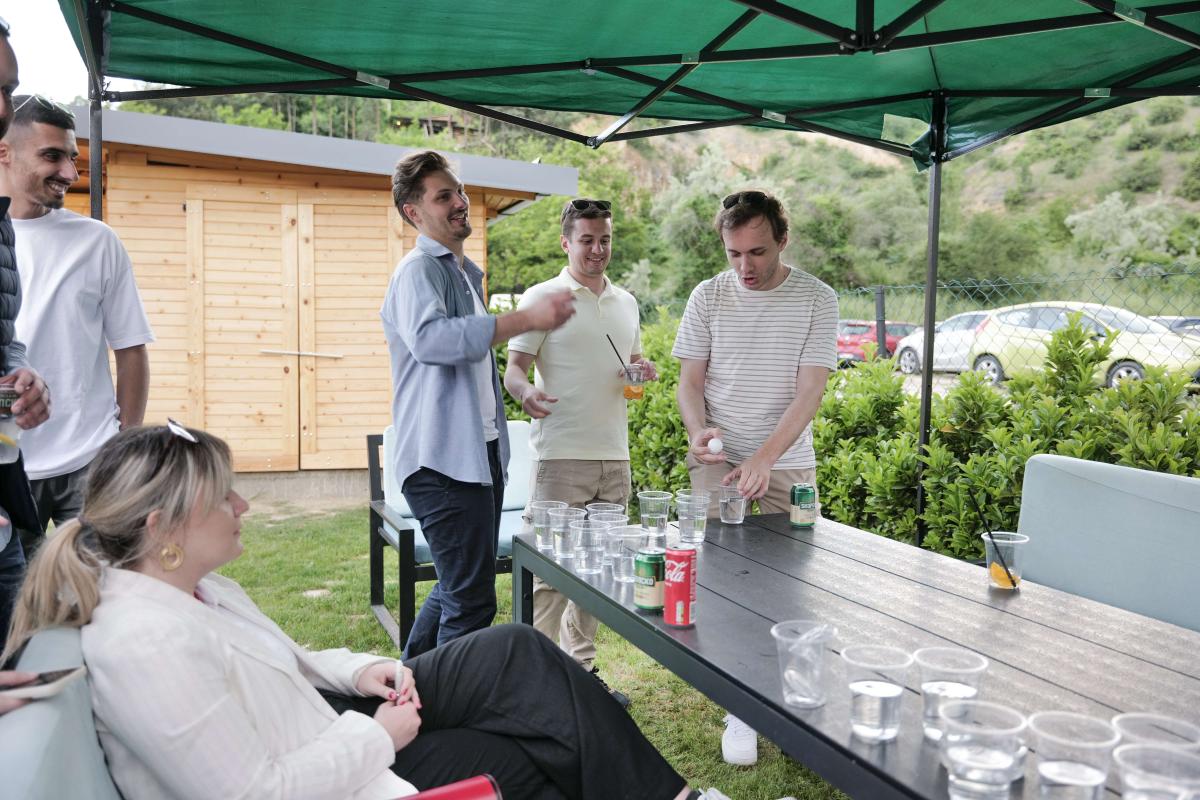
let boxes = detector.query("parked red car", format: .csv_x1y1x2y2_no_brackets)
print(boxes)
837,319,920,365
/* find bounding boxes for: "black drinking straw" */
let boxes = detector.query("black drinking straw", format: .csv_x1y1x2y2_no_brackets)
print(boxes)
605,334,633,380
965,487,1017,588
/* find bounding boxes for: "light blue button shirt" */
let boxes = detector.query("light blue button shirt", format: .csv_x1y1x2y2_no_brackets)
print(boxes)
380,235,509,488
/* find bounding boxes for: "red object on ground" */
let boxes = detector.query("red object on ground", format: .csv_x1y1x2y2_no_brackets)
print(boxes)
407,775,502,799
664,545,697,628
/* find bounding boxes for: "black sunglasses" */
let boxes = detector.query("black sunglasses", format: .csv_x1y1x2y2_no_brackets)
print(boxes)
721,190,769,210
569,199,611,212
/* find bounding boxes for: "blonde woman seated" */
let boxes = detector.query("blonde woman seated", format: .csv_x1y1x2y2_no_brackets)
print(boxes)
3,423,717,800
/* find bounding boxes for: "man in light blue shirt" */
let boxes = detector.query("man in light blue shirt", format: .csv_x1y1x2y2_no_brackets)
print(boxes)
381,151,574,658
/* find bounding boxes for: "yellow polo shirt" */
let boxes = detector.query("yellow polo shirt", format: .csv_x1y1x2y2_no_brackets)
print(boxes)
509,267,642,461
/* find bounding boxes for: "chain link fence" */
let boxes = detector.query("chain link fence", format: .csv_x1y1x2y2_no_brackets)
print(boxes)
834,265,1200,392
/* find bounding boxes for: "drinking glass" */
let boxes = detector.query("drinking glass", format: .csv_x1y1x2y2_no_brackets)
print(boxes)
1029,711,1120,800
939,700,1028,800
1111,713,1200,750
980,532,1028,590
718,485,747,524
586,502,625,516
676,491,710,544
570,520,608,575
637,490,672,542
914,647,989,741
609,526,647,583
590,513,629,565
548,507,586,560
841,644,913,742
769,620,837,709
529,500,567,553
622,362,645,400
1114,743,1200,799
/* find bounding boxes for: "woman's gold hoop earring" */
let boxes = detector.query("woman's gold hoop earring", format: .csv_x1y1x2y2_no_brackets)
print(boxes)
159,542,184,572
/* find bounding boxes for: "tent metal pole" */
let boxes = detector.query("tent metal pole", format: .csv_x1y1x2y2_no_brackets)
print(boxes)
915,93,946,548
84,0,105,221
875,0,949,49
726,0,854,46
1078,0,1200,51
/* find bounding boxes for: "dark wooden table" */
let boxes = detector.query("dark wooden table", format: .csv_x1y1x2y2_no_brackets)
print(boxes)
512,513,1200,799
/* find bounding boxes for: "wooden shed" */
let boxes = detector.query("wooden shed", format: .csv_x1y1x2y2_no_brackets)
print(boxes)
65,108,577,473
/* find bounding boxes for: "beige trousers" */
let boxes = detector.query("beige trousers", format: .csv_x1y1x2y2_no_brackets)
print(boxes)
526,459,632,669
686,453,818,516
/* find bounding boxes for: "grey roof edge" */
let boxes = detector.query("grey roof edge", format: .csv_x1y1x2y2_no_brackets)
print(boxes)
72,106,578,197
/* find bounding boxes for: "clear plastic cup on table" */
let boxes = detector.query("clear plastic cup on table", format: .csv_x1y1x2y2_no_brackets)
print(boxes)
586,502,625,516
590,513,629,565
637,490,671,543
841,644,913,742
675,491,710,544
1029,711,1120,800
914,647,989,741
718,485,747,525
1114,743,1200,799
570,520,608,575
1111,713,1200,750
980,532,1028,590
939,700,1028,800
609,526,647,583
529,500,567,553
548,507,586,561
769,620,837,709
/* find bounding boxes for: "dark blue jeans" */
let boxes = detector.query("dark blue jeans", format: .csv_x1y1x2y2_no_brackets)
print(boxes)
0,517,26,648
401,439,504,660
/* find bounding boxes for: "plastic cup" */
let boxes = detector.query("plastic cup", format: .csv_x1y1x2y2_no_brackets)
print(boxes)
841,645,913,742
718,485,746,525
586,502,625,516
980,532,1028,590
570,520,608,575
637,490,671,542
676,491,710,544
1029,711,1120,800
529,500,567,553
769,620,837,709
939,700,1028,799
589,513,629,565
622,362,645,400
914,647,989,741
1111,713,1200,750
609,525,647,583
1114,743,1200,799
548,507,586,560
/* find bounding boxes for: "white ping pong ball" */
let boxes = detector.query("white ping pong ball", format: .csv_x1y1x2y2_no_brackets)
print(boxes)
708,438,724,455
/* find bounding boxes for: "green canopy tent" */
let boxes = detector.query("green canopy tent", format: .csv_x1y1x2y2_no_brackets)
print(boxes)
59,0,1200,532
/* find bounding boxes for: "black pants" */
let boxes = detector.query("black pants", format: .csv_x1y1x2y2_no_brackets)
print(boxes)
323,625,686,800
401,439,504,659
0,521,23,647
19,462,89,558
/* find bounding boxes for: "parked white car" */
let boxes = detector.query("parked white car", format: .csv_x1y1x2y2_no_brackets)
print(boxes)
895,311,991,375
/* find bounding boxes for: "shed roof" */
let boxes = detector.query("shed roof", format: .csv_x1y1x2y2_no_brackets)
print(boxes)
71,106,578,198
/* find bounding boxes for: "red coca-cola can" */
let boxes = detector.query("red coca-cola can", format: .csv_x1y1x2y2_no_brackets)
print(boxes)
663,545,697,628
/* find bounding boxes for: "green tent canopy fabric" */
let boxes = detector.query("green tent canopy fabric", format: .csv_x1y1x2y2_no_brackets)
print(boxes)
59,0,1200,166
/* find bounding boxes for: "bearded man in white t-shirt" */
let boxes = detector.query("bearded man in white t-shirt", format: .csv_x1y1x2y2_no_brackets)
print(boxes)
672,189,838,765
0,97,153,556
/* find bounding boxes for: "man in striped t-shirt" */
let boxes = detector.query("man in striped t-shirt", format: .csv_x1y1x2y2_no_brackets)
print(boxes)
673,190,838,764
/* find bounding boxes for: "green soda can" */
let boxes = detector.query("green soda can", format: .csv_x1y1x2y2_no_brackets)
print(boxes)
790,483,817,528
633,547,666,611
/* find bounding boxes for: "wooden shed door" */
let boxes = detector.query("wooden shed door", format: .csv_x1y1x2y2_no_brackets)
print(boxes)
297,190,405,469
186,186,300,472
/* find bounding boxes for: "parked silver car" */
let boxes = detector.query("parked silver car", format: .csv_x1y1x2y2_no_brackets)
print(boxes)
894,311,991,375
1151,315,1200,339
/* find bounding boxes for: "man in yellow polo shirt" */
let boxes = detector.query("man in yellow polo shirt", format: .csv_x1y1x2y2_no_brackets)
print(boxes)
505,198,654,708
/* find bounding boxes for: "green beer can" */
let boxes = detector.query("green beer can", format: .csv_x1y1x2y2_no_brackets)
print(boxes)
634,547,666,611
790,483,817,528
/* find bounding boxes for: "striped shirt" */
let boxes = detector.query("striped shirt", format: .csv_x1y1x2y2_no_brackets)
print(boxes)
672,267,838,469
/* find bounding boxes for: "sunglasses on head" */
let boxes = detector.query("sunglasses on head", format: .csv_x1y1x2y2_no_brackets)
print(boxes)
13,94,74,117
721,190,769,210
569,199,611,212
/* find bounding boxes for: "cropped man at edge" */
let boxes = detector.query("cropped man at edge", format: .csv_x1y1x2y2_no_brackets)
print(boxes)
381,150,576,659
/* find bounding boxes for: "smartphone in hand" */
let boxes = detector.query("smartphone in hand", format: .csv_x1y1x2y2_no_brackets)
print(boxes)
0,666,87,700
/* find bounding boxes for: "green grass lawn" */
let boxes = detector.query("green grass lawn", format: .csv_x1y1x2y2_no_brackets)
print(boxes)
220,507,847,800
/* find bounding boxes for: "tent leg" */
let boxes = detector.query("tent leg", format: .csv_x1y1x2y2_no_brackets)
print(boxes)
914,157,942,547
85,0,105,222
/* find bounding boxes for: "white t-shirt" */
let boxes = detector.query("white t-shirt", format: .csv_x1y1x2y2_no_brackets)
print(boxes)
13,209,155,479
460,264,498,442
510,267,642,461
672,266,837,469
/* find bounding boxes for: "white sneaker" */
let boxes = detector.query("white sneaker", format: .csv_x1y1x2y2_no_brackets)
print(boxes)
721,714,758,766
699,790,733,800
